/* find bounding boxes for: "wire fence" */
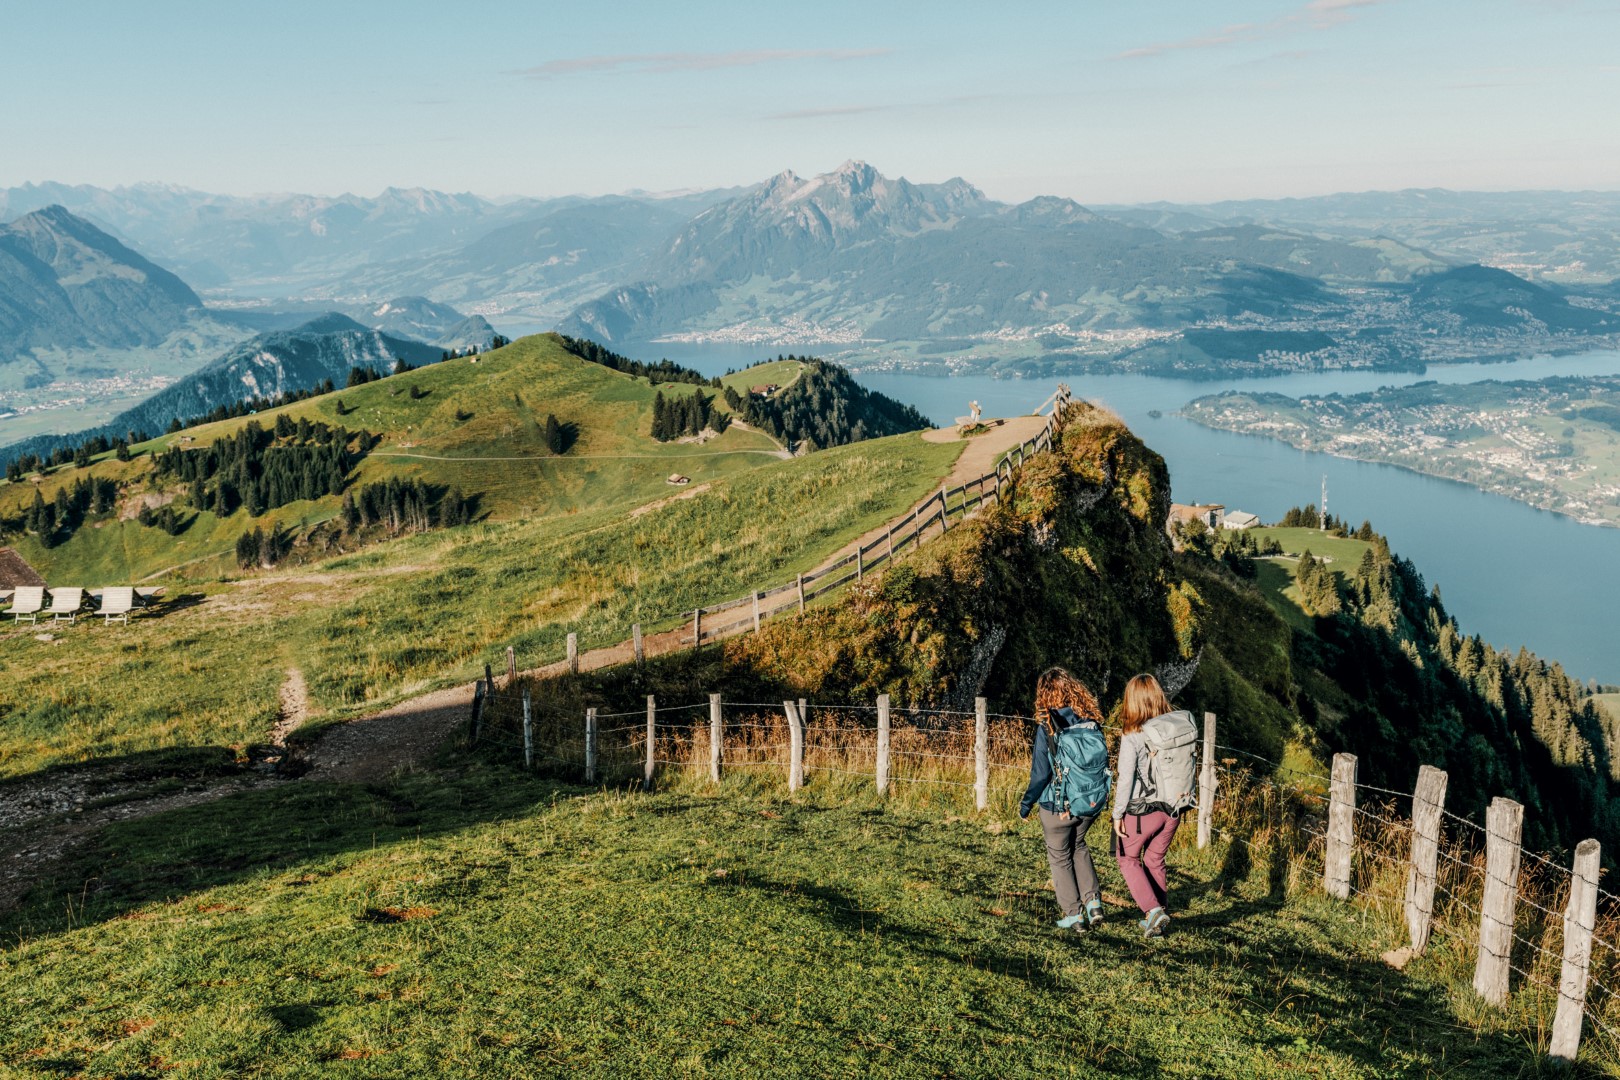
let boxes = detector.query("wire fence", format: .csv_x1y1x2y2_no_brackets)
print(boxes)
462,682,1620,1066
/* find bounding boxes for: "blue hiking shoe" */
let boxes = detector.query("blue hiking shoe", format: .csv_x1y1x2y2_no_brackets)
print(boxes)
1139,908,1170,938
1085,899,1105,927
1056,913,1084,931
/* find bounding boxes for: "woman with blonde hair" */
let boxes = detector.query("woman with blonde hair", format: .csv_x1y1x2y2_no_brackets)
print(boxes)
1019,666,1113,934
1112,673,1199,938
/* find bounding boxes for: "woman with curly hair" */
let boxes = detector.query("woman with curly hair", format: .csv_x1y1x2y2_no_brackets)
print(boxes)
1019,666,1112,934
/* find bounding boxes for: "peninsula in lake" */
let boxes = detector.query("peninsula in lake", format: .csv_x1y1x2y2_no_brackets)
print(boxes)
1182,375,1620,526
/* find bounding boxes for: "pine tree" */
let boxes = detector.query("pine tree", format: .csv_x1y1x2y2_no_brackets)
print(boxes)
544,414,563,454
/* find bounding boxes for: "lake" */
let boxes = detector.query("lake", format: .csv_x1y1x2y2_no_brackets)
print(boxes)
640,342,1620,683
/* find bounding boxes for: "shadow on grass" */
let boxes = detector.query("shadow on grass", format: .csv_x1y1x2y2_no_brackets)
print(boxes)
0,753,581,942
719,859,1537,1077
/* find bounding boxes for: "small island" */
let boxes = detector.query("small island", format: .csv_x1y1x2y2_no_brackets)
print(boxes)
1182,375,1620,527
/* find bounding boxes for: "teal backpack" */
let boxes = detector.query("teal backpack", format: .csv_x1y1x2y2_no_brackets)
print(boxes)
1043,706,1113,816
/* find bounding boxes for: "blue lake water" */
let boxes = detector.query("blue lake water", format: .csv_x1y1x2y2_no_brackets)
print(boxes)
640,342,1620,682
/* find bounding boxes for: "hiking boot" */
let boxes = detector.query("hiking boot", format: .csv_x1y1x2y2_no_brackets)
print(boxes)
1056,913,1084,931
1139,908,1170,938
1084,899,1105,927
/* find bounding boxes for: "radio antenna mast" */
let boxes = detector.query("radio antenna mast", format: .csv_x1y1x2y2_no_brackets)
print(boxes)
1320,474,1328,524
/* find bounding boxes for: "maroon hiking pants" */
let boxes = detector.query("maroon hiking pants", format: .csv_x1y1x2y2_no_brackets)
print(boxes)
1114,811,1179,915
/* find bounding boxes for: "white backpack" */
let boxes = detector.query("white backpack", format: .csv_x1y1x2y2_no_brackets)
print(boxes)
1128,710,1199,815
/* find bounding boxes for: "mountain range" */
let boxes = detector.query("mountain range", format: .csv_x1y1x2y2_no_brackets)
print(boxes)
0,205,201,360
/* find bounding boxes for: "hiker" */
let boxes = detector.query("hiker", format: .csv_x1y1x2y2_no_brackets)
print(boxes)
1018,666,1112,934
1112,673,1200,938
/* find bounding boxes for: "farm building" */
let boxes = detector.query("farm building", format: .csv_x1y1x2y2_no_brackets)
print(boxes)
1223,510,1261,529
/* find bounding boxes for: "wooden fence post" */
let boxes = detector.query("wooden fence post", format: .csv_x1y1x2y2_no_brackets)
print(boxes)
584,707,598,784
752,591,761,633
1551,838,1603,1063
886,528,894,559
784,700,804,792
567,632,579,674
644,695,656,791
856,546,864,581
1405,765,1449,952
1325,753,1357,900
709,693,722,784
876,694,891,796
521,687,533,770
632,623,643,666
1473,796,1524,1006
506,645,516,683
937,494,947,534
974,697,988,812
1197,712,1216,849
692,608,701,647
468,683,484,746
797,573,806,613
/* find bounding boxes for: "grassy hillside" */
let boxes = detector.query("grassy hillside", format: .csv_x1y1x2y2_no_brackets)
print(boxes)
0,335,797,583
1245,527,1375,633
0,428,961,777
0,769,1554,1078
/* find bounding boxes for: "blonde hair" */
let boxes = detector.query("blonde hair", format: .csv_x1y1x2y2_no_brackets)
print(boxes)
1034,666,1102,728
1121,673,1172,734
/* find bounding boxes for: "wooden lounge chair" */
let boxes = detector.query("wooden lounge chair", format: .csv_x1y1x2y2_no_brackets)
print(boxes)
98,587,138,624
7,586,45,623
45,587,84,623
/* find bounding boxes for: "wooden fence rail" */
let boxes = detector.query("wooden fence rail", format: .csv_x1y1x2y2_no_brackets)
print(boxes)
478,690,1614,1065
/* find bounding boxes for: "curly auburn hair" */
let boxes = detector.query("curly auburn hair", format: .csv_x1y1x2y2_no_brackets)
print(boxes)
1033,666,1103,728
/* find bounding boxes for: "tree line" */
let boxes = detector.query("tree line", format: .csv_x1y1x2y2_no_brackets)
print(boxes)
559,336,719,388
237,478,476,569
7,474,121,549
719,360,930,451
154,420,370,520
651,390,727,441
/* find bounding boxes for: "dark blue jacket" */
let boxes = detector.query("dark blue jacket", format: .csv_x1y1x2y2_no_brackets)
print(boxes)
1019,723,1060,818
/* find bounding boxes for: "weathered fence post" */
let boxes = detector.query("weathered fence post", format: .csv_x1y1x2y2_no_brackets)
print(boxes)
1551,837,1603,1063
1197,712,1216,849
584,707,598,784
566,632,579,674
797,573,806,613
521,687,533,770
937,493,947,535
709,693,722,784
752,591,761,633
1325,753,1357,900
856,546,864,581
1473,796,1525,1006
1405,765,1449,952
974,697,989,812
468,683,485,746
506,645,516,683
692,608,702,647
643,695,656,791
484,663,495,700
632,623,643,666
784,700,804,792
886,528,894,559
876,694,891,796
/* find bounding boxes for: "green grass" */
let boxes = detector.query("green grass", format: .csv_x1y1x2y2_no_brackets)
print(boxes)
0,768,1558,1078
1,336,801,582
717,359,804,398
0,431,963,777
1597,694,1620,723
1246,528,1374,629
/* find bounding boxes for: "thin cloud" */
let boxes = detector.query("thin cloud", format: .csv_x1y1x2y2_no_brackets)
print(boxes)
516,48,891,79
762,94,1003,122
1115,0,1387,59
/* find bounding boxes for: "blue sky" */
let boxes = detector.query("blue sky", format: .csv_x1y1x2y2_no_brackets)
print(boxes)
4,0,1617,203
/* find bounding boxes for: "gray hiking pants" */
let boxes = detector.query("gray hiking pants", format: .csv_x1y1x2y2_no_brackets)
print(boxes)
1039,807,1101,916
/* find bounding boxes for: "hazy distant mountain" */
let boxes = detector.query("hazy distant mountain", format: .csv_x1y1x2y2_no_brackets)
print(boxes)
0,205,200,358
558,160,1449,345
0,182,742,303
1098,188,1620,285
331,198,706,329
106,314,443,436
346,296,495,349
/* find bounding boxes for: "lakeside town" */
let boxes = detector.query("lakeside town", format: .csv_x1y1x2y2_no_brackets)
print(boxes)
1182,375,1620,527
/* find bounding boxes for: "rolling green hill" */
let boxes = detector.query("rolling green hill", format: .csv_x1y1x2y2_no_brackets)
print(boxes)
0,335,965,776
